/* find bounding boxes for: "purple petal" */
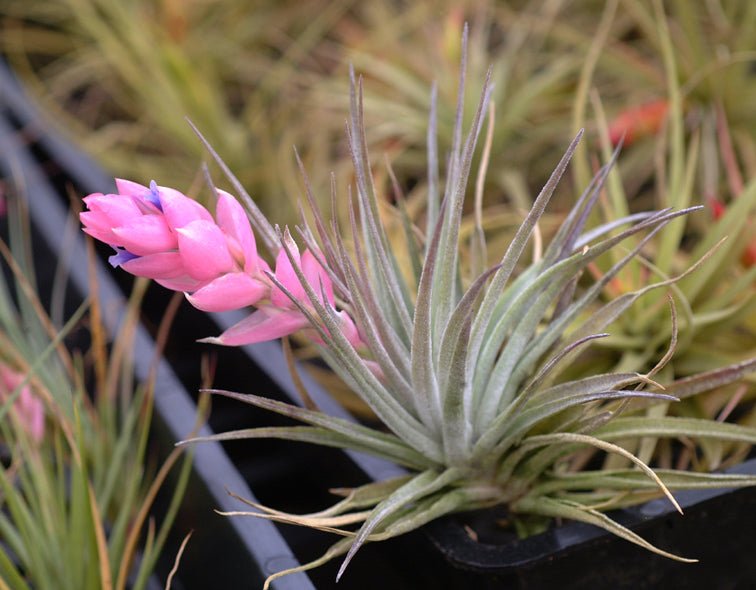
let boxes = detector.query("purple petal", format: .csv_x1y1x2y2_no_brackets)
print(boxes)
200,308,308,346
108,248,138,268
176,220,234,281
147,180,164,210
112,179,161,213
185,272,268,312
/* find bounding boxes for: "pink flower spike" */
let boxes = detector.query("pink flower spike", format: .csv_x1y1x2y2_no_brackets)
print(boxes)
83,193,143,221
111,215,177,255
114,178,150,199
199,308,309,346
302,249,334,305
186,272,269,312
335,310,363,349
81,220,117,247
121,251,187,279
156,275,209,292
271,236,304,307
80,194,144,244
215,190,258,272
157,185,213,229
176,220,235,281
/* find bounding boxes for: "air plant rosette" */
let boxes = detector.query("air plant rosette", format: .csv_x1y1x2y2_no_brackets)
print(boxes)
79,33,756,587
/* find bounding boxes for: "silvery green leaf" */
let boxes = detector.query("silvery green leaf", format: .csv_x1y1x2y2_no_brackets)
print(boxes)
574,211,658,249
180,425,431,470
438,268,500,462
475,255,588,427
474,206,694,425
441,24,468,217
336,468,461,581
504,207,703,403
549,142,624,264
336,243,415,412
386,158,423,283
293,149,343,279
513,496,695,562
431,69,492,335
476,389,677,462
425,82,440,233
187,119,278,254
317,477,413,518
438,266,501,406
513,335,614,407
634,357,756,408
532,469,756,495
469,130,583,363
593,416,756,445
377,490,468,538
411,184,448,434
267,240,441,458
347,70,413,331
526,372,645,407
520,432,682,512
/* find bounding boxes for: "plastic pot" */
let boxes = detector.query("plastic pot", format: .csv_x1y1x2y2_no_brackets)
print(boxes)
425,456,756,588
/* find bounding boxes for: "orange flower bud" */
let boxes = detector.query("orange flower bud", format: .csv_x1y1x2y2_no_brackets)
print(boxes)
608,99,669,146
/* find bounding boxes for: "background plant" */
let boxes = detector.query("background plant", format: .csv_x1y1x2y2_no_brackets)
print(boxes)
0,0,349,222
0,196,194,589
553,0,756,474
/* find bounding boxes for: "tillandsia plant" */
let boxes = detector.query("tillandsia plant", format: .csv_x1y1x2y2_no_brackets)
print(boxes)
80,32,756,587
0,197,194,589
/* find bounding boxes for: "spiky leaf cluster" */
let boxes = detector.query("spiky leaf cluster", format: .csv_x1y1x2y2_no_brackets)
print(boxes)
183,29,756,586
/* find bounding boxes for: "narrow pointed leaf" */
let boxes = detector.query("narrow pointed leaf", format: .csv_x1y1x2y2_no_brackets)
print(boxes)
593,416,756,445
180,425,431,470
514,496,696,562
470,130,584,360
336,469,461,581
198,389,438,466
519,432,681,513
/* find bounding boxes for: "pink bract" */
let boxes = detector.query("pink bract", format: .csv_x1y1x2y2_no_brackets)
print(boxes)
81,178,363,349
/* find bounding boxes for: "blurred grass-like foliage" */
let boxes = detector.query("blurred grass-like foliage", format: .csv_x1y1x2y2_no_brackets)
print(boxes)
0,0,585,223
